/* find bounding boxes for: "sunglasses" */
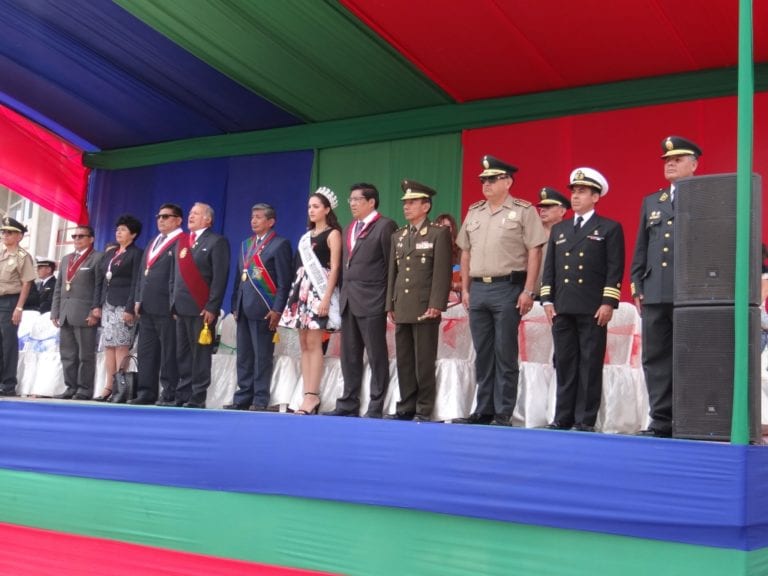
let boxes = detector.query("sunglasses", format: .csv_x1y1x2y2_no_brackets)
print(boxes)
479,175,508,184
156,213,179,219
71,234,91,239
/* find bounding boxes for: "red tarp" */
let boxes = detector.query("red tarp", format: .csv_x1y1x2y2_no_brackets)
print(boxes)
0,104,89,223
461,93,768,298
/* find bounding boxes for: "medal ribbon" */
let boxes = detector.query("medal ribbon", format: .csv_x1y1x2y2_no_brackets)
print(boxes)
66,246,94,284
145,234,180,271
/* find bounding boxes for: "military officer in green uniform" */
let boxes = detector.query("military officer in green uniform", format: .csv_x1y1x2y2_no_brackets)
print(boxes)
456,155,547,426
631,136,702,437
386,180,453,422
0,216,36,396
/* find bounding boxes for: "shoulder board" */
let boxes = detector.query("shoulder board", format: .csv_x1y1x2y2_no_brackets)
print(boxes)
397,225,408,231
468,200,486,210
430,222,443,227
16,248,28,261
512,198,532,208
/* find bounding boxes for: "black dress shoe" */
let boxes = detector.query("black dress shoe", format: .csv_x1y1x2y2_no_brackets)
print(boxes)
362,411,382,419
0,390,18,397
453,413,493,425
490,415,515,427
127,397,156,405
384,412,414,421
572,424,595,432
249,405,268,412
223,403,249,410
156,400,179,407
413,415,431,423
54,390,76,400
73,393,92,400
182,402,205,409
321,408,359,417
544,422,572,430
636,428,671,438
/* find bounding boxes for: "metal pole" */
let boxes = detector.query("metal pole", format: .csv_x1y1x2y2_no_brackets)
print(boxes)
731,0,754,445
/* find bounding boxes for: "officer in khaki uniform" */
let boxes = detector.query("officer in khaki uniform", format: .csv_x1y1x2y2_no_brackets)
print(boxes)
456,155,547,426
385,180,452,422
631,136,702,437
0,217,36,396
541,168,625,432
535,187,570,293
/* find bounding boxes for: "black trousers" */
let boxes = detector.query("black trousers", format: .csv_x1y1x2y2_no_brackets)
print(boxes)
640,303,673,434
0,295,19,393
337,310,389,415
136,312,178,402
552,313,607,427
175,315,214,405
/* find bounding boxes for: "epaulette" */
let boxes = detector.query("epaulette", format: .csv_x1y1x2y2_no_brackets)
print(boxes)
512,198,532,208
16,247,28,262
430,221,443,227
397,225,408,231
468,200,486,210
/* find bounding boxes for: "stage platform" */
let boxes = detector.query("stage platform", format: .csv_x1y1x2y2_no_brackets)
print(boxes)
0,399,766,575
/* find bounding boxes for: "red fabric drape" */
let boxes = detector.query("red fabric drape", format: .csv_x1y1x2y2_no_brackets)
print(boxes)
0,522,335,576
0,104,89,223
461,93,768,300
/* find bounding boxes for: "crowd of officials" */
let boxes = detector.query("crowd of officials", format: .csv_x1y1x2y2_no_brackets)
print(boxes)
0,135,703,435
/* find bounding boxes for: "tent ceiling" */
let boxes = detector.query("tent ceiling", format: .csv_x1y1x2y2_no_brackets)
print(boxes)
0,0,765,152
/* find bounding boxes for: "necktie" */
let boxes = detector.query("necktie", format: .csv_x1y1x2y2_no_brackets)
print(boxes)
190,232,197,247
153,234,166,251
574,215,583,232
354,220,364,238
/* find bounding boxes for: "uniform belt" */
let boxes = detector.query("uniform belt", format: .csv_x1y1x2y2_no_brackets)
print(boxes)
471,272,527,284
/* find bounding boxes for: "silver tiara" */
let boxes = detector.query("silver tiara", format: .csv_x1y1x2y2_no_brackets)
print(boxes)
315,186,338,209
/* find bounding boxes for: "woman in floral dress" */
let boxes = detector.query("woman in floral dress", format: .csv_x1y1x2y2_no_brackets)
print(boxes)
279,188,342,414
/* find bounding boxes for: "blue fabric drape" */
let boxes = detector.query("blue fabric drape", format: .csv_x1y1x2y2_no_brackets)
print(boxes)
0,401,765,551
88,150,314,311
0,0,299,149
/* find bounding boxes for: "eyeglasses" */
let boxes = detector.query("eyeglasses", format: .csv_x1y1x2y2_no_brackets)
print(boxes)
156,213,178,219
348,196,368,204
479,175,508,184
70,234,91,239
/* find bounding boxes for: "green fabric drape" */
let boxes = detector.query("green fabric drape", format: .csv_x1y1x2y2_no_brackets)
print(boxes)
314,133,462,226
113,0,449,122
84,65,768,171
0,468,757,576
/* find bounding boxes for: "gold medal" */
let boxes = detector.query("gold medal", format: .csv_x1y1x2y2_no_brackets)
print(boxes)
65,282,71,291
421,257,426,264
242,271,248,282
254,269,262,280
180,248,188,258
144,268,149,276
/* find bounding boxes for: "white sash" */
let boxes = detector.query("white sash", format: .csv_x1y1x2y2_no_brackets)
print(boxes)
298,232,340,329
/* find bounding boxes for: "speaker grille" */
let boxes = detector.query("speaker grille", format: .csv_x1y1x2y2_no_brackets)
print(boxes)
674,173,762,306
672,306,762,442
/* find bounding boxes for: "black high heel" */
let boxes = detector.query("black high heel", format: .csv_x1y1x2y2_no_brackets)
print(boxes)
94,388,113,402
295,392,320,415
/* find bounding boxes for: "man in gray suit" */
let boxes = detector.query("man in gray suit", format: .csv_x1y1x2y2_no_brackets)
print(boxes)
51,225,103,399
325,183,397,418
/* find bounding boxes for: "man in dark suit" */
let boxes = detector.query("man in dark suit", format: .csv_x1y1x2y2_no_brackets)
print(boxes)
541,167,625,432
132,203,185,405
51,225,103,399
325,183,398,418
225,203,292,411
24,259,57,314
170,202,230,408
385,180,452,422
631,136,702,437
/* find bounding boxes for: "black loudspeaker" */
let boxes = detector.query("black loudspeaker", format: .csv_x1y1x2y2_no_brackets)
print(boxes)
674,173,762,306
672,306,762,442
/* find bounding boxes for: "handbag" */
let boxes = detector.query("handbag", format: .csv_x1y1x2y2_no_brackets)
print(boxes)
110,355,138,404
